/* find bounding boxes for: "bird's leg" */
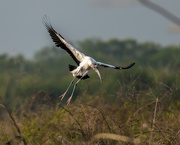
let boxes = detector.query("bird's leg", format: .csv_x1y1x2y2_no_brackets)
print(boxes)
66,78,81,105
59,77,76,101
67,71,88,105
59,69,82,101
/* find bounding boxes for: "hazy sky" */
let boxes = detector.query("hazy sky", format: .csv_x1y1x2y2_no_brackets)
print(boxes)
0,0,180,59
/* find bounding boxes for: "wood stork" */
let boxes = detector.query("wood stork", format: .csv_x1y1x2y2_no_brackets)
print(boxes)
42,16,135,105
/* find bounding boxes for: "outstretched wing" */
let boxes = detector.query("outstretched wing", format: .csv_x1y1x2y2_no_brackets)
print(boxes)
97,62,135,70
42,16,85,65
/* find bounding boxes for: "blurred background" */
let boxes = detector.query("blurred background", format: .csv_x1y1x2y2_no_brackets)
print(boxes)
0,1,180,144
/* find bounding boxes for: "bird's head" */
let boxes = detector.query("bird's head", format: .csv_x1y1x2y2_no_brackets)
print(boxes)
92,64,102,83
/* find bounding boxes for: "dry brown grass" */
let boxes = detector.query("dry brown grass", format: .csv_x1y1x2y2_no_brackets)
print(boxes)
0,85,179,144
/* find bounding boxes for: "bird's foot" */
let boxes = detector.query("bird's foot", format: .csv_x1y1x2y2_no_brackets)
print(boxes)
59,91,67,101
67,96,72,105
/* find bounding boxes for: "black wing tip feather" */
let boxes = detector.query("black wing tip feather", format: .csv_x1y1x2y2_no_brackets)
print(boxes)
42,15,80,65
42,15,53,30
42,15,65,47
42,15,62,37
116,62,135,70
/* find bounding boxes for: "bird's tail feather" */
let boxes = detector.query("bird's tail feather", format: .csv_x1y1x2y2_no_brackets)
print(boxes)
69,65,77,71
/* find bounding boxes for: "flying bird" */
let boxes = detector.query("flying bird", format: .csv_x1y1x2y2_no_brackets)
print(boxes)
42,16,135,105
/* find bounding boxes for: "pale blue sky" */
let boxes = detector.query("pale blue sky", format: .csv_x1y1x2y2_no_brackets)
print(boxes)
0,0,180,58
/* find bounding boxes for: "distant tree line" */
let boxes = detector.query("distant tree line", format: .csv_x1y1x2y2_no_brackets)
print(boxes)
0,38,180,109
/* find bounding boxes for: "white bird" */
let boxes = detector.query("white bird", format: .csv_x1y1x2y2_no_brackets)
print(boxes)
42,16,135,105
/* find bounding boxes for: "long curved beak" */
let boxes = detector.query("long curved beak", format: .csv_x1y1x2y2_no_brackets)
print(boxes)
94,68,102,83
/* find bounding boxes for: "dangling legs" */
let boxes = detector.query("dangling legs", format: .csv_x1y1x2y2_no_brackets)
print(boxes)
67,71,88,105
59,77,76,101
59,69,82,101
66,77,82,105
